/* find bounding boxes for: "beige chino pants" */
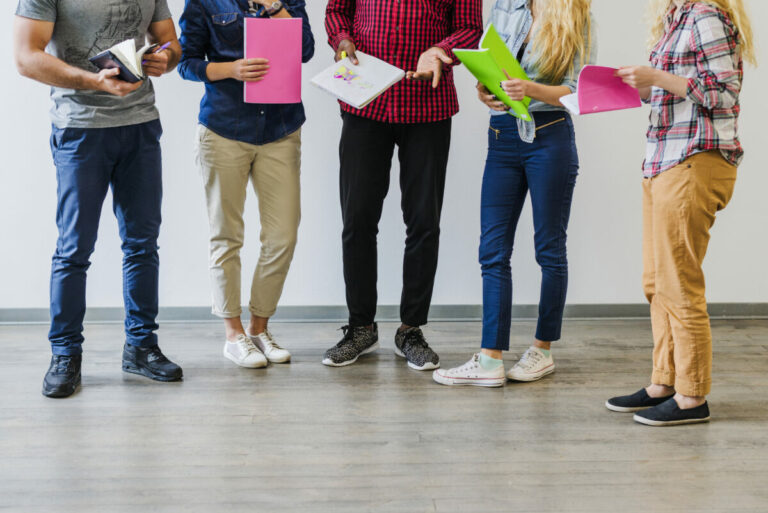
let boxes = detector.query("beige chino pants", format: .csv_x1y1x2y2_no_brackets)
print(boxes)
195,125,301,319
642,151,737,397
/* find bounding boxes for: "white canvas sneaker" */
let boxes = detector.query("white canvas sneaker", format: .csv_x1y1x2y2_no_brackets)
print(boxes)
223,334,268,368
507,346,555,382
432,354,506,387
250,329,291,363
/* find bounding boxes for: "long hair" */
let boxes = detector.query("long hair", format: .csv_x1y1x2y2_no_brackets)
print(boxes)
648,0,756,65
530,0,593,85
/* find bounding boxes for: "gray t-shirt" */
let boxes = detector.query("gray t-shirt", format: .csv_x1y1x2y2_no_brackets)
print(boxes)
15,0,172,128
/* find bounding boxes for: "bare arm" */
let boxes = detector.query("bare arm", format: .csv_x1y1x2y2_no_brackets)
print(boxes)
14,16,142,96
501,77,572,107
142,18,182,77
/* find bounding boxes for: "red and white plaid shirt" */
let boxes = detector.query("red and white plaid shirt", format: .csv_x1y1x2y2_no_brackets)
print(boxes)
325,0,483,124
643,2,744,177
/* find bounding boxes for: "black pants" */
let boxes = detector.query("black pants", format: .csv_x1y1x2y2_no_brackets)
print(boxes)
339,112,452,327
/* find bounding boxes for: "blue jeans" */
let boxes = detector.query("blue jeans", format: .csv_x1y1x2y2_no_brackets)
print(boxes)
480,112,579,350
48,120,163,356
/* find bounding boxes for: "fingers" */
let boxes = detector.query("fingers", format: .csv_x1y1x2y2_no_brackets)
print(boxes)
431,66,442,89
242,63,270,72
245,58,269,65
242,70,269,81
502,68,512,81
101,68,121,78
437,53,453,65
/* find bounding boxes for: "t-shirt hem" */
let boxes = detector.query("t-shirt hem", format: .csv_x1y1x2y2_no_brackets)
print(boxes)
52,112,161,130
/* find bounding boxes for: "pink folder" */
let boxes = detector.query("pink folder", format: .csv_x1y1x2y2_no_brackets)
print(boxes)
244,17,302,104
560,65,642,115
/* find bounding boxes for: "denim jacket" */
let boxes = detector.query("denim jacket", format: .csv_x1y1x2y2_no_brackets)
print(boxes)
178,0,315,145
488,0,596,142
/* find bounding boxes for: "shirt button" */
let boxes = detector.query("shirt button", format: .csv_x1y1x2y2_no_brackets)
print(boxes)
260,111,265,115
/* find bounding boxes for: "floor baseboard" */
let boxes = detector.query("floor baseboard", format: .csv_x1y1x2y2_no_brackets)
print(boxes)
1,303,766,324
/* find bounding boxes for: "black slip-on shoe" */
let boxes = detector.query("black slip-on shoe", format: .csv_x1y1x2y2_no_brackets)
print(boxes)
322,324,379,367
633,398,710,426
42,355,82,398
122,344,183,382
605,388,675,412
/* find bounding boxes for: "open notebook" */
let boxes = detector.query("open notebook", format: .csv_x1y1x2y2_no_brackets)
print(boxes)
560,66,642,116
310,51,405,110
89,39,158,83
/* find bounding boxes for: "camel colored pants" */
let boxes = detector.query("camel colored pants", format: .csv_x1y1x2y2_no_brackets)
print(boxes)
642,151,737,397
196,125,301,319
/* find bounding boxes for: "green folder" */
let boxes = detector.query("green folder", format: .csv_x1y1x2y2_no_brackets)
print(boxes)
454,24,532,122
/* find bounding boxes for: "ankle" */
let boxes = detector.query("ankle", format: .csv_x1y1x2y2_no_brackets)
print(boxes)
481,348,503,360
248,316,269,336
646,384,675,398
674,393,706,409
533,339,551,351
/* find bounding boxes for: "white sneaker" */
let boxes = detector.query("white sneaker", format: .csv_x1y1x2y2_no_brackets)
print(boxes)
432,354,506,387
250,329,291,363
223,334,268,368
507,346,555,382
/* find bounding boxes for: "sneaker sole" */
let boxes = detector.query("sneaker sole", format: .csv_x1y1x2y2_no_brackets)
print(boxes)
42,375,81,398
393,347,440,371
122,363,183,382
432,371,505,388
265,355,291,364
605,401,651,413
633,414,711,427
507,364,555,382
223,348,268,369
322,342,380,367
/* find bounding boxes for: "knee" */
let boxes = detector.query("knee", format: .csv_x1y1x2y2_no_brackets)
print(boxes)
53,235,97,268
122,241,159,261
534,241,568,273
479,244,510,275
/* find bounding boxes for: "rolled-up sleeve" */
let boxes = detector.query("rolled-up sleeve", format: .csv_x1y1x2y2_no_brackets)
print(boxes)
686,10,741,110
560,14,598,93
434,0,483,65
178,0,211,83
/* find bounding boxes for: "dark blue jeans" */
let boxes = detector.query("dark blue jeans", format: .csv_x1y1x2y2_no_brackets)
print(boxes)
48,120,163,356
480,112,579,350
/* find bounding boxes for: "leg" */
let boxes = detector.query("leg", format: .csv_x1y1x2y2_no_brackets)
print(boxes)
48,127,112,356
644,175,676,396
339,113,396,326
651,152,737,400
478,120,527,353
111,120,165,348
248,128,302,325
195,125,253,334
526,118,579,344
395,118,452,327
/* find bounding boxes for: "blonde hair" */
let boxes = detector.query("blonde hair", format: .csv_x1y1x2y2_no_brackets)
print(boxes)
648,0,756,65
531,0,593,85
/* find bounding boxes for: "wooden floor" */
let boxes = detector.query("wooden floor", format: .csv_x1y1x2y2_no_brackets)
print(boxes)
1,319,767,512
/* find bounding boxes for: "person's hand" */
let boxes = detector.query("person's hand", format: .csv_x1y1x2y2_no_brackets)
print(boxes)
500,77,529,102
406,47,453,88
93,68,143,96
616,66,658,90
142,48,171,77
335,39,358,64
229,58,270,82
477,83,506,111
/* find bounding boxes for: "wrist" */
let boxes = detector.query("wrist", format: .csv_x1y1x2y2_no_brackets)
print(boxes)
83,72,101,91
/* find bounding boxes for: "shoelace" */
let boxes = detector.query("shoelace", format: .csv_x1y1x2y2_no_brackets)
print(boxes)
235,335,259,356
402,328,428,349
260,329,285,350
454,354,481,374
517,348,543,370
54,356,76,373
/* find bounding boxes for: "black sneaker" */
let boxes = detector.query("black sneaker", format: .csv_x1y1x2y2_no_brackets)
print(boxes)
322,324,379,367
633,398,711,426
394,327,440,371
605,388,675,412
122,344,183,382
42,355,82,398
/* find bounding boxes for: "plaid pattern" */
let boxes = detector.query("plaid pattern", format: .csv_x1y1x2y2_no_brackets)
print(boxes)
643,2,744,177
325,0,482,124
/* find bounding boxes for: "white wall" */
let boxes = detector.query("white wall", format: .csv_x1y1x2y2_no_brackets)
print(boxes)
1,0,766,311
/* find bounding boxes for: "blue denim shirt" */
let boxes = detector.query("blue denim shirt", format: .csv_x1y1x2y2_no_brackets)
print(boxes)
178,0,315,145
488,0,596,141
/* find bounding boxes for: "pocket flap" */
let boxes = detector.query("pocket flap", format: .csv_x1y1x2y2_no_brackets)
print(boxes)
212,12,238,26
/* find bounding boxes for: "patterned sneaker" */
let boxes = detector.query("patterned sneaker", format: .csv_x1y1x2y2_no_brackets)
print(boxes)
223,334,268,368
506,346,555,382
251,329,291,363
394,327,440,370
322,324,379,367
432,353,506,387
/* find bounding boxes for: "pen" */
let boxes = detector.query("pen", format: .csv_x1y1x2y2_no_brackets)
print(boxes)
154,42,172,53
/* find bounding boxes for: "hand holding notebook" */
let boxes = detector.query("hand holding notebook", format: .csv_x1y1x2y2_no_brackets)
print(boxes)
89,39,162,83
559,65,642,115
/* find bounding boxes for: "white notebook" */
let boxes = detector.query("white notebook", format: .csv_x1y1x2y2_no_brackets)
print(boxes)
310,51,405,110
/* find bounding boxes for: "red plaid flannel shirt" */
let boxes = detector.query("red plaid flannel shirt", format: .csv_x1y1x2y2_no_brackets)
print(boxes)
644,2,744,176
325,0,483,124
